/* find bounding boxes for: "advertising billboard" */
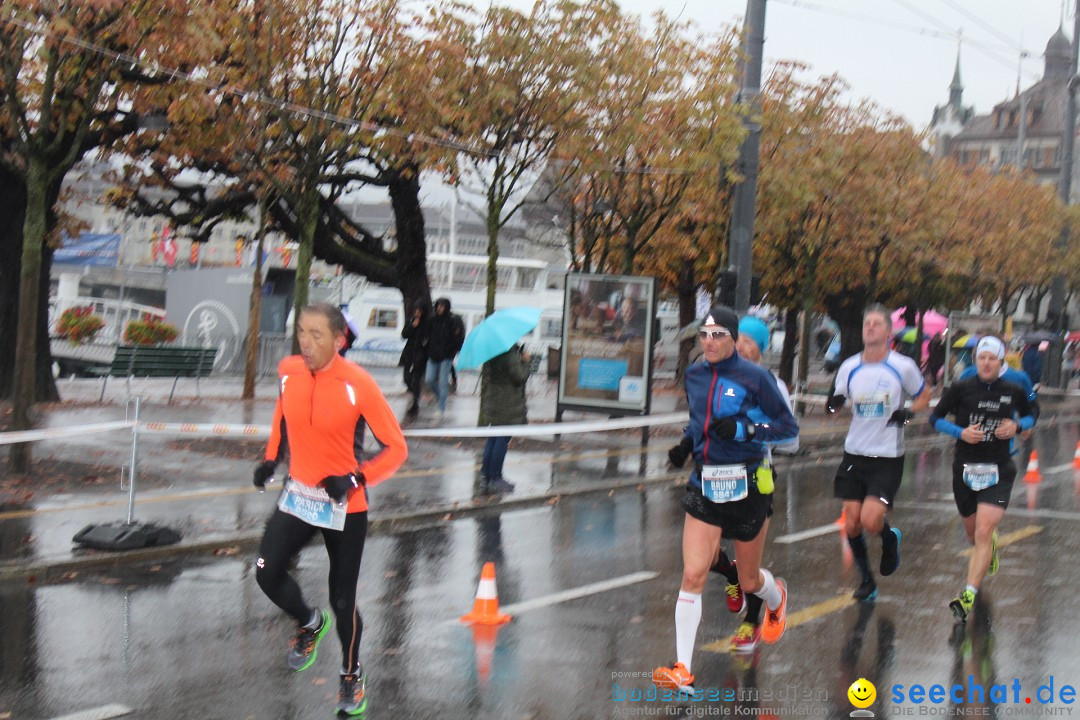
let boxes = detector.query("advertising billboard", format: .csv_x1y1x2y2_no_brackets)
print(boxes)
558,273,656,414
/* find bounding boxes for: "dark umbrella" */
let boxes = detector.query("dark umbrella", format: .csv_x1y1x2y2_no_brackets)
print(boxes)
1021,329,1061,344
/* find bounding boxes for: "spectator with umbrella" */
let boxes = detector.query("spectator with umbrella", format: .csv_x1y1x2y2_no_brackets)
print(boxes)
458,307,542,495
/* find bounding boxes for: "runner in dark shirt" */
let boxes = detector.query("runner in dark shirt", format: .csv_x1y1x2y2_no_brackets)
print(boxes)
929,336,1035,623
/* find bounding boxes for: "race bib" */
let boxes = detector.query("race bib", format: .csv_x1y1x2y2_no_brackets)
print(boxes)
701,464,749,504
962,464,1000,491
853,393,890,419
278,479,347,530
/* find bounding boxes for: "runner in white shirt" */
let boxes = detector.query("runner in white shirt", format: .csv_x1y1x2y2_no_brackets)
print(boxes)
826,304,931,601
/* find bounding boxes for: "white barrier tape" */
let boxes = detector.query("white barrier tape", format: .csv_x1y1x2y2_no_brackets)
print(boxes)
0,420,135,446
134,413,688,440
403,412,687,438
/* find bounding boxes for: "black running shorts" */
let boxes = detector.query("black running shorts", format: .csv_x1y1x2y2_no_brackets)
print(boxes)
833,452,905,506
952,458,1016,517
681,469,774,542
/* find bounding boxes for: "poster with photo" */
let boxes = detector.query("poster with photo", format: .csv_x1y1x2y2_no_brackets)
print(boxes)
558,272,656,413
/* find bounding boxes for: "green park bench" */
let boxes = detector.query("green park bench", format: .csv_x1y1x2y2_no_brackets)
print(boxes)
95,345,218,402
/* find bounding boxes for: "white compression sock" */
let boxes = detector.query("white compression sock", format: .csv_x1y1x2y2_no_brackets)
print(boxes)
753,568,782,609
675,591,702,672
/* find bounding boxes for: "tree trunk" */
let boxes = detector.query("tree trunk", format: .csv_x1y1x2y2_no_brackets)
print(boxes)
825,286,870,367
795,304,811,415
290,193,320,354
10,158,49,472
0,166,27,401
778,306,798,389
675,259,696,380
622,227,636,275
0,166,59,405
242,198,268,400
485,207,500,316
387,169,431,314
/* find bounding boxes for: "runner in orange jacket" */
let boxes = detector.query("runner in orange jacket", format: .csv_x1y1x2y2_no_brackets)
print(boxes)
252,302,407,716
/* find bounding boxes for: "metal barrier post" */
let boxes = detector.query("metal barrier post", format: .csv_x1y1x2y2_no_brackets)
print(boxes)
72,395,182,551
125,396,140,525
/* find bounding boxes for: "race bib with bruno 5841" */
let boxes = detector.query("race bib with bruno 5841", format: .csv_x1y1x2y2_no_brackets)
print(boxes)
701,464,749,504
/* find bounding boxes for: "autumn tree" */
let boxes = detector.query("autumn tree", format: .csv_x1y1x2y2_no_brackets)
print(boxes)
456,0,611,315
120,0,471,363
558,14,743,276
0,0,216,471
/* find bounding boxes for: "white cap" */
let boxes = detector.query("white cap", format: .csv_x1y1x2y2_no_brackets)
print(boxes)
975,336,1005,360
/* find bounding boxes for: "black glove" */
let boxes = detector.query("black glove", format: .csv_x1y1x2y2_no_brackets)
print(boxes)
886,408,915,427
709,416,747,440
668,436,693,468
253,460,277,490
825,394,845,413
321,473,362,504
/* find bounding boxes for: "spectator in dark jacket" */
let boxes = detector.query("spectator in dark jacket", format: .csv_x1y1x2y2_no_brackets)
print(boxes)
478,344,531,494
425,297,465,417
1022,344,1044,387
399,300,430,417
925,333,945,387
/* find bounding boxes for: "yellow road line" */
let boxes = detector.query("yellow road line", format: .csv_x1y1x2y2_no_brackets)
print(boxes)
702,592,855,653
957,524,1044,558
700,526,1046,653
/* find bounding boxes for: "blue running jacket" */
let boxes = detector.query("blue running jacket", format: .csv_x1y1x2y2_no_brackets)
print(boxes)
680,352,799,488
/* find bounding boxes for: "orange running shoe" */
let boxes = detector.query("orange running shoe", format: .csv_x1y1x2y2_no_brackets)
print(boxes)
761,578,788,645
652,662,695,691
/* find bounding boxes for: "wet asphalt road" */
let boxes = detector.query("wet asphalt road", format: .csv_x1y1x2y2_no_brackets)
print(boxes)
3,421,1080,720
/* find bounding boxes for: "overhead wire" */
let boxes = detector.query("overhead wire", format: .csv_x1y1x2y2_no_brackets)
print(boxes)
889,0,1041,81
936,0,1035,57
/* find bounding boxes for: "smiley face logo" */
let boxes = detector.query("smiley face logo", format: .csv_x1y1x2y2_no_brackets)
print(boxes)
848,678,876,708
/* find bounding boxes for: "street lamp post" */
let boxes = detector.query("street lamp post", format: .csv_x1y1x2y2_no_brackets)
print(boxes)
724,0,767,313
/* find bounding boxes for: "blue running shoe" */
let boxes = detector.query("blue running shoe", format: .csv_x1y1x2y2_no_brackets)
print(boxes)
880,528,901,577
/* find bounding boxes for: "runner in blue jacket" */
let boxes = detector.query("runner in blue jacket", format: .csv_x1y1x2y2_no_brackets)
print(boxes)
653,305,799,691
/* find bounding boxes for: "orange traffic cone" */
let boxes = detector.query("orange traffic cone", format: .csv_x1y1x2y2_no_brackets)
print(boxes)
1072,441,1080,469
1024,449,1043,484
835,509,847,528
461,562,511,626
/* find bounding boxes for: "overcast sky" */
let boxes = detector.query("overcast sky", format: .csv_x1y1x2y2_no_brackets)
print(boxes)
491,0,1073,128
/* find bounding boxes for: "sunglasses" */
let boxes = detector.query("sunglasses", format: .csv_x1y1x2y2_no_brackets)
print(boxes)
698,329,732,340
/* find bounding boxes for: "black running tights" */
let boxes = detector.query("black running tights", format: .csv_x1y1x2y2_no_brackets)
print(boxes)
255,508,368,673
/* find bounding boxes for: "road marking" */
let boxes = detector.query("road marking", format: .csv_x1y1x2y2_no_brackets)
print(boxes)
702,593,855,653
47,705,135,720
707,521,1049,653
774,522,843,544
491,571,659,617
957,525,1044,558
905,500,1080,522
